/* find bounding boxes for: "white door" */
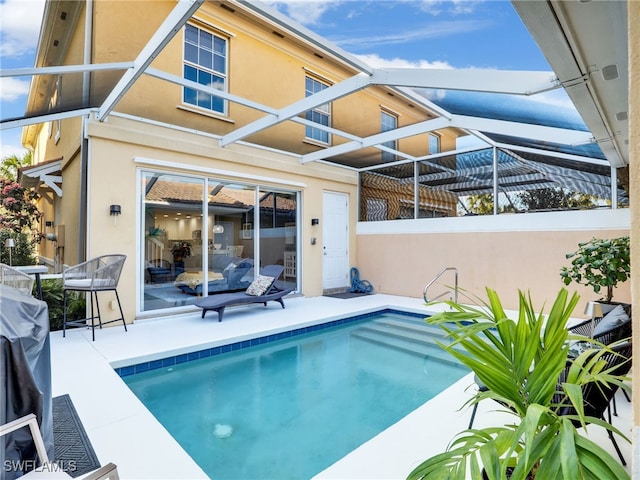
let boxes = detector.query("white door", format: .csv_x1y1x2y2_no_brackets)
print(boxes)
322,191,349,290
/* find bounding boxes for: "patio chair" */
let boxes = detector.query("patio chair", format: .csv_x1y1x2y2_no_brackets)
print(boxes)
63,254,127,341
0,413,119,479
195,264,293,321
555,341,632,465
0,263,34,296
467,342,632,465
568,303,631,345
568,303,632,413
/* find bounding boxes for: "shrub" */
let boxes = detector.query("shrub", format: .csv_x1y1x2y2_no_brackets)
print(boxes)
39,279,86,331
560,236,630,302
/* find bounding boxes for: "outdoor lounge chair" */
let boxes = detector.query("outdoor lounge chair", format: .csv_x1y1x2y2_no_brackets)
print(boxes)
195,265,293,321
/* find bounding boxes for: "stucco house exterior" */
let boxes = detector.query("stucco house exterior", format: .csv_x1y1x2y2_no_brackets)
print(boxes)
19,0,467,322
7,0,639,472
20,1,631,324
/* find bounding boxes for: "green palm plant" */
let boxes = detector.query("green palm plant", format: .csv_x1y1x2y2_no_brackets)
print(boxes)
407,288,630,480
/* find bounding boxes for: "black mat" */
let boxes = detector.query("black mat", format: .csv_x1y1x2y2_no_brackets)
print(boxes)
52,394,101,477
324,292,371,299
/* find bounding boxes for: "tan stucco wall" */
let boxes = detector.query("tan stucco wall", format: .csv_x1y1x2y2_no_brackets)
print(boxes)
84,114,357,322
356,215,630,315
628,0,639,446
89,0,457,159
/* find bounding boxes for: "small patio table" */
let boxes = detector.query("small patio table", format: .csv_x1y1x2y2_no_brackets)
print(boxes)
14,265,48,300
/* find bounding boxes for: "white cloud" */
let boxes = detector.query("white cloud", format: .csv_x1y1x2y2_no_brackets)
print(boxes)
0,0,46,57
355,53,452,70
333,19,491,50
0,77,31,102
262,0,340,25
0,130,28,161
417,0,483,16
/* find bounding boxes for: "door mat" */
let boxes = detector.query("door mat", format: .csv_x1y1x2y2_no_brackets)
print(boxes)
52,394,101,477
324,292,371,299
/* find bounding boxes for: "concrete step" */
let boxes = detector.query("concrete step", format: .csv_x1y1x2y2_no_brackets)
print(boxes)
350,327,461,367
360,319,459,352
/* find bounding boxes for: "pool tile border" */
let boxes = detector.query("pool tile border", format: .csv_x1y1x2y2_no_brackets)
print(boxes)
115,308,426,377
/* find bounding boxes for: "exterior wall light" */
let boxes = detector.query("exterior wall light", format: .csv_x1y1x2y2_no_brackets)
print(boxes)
110,205,122,225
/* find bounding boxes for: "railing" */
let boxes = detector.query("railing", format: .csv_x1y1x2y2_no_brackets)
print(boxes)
423,267,458,304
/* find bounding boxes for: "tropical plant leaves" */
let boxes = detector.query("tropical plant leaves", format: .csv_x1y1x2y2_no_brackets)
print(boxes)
409,288,630,480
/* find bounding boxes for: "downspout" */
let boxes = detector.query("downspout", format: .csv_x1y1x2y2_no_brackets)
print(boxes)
78,0,94,259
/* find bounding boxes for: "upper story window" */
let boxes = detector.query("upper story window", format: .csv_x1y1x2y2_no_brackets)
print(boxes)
49,75,62,143
183,24,227,114
381,110,397,162
429,133,441,154
304,76,331,144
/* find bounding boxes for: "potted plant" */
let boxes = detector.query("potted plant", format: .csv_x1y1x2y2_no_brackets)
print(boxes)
560,236,630,303
407,288,630,480
171,241,191,262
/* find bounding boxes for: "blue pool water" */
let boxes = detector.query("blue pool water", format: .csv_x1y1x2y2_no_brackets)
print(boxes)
122,310,469,479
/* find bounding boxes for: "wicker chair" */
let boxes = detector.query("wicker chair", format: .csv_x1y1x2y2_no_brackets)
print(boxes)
63,255,127,341
568,303,632,345
555,341,632,465
0,263,34,296
568,303,632,413
467,342,632,466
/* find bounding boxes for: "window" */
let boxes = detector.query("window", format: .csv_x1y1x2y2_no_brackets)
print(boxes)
381,110,397,162
429,133,440,154
49,76,62,143
183,24,227,114
304,76,330,144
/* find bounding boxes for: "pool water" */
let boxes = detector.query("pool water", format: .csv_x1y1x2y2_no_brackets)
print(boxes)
122,311,469,479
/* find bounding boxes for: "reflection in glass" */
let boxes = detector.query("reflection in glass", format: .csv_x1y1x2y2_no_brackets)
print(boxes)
142,173,204,311
206,182,256,294
141,173,299,313
259,189,298,290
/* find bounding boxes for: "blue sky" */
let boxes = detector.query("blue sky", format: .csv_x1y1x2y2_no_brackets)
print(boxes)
0,0,570,161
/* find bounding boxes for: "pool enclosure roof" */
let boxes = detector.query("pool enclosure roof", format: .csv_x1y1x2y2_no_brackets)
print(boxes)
2,0,629,188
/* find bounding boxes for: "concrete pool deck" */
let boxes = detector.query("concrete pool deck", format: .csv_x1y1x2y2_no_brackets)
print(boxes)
49,293,631,479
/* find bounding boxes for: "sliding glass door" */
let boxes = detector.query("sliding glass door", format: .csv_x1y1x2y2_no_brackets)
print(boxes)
140,171,299,313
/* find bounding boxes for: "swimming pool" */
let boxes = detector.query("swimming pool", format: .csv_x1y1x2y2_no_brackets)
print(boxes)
121,310,469,479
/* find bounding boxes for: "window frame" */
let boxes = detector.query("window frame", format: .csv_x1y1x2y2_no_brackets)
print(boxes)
428,132,441,155
304,75,331,145
380,110,398,163
182,23,229,115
